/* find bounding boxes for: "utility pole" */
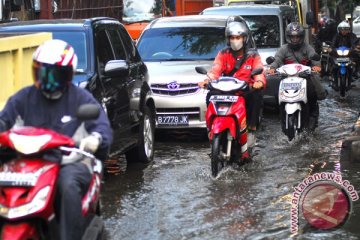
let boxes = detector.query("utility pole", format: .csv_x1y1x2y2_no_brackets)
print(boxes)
39,0,53,19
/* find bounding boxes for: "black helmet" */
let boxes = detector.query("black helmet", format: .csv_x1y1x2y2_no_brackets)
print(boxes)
285,22,305,50
325,18,335,28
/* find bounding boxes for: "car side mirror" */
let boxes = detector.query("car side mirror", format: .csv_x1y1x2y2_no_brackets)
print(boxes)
266,56,275,65
306,11,315,26
104,60,129,77
76,104,100,121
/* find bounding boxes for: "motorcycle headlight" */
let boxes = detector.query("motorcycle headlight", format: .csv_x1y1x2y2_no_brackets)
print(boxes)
9,133,51,155
0,186,50,219
337,49,349,56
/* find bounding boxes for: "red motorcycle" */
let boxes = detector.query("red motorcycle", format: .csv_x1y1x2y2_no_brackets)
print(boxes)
0,104,104,240
196,67,262,177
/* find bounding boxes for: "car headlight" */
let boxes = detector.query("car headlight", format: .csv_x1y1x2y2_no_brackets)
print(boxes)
0,186,50,219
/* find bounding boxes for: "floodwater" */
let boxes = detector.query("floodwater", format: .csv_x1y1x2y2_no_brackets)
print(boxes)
101,84,360,240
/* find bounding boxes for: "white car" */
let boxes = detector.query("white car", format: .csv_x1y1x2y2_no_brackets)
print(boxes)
352,16,360,38
136,15,256,130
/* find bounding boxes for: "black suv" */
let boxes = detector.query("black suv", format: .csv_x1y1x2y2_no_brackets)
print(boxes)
0,18,156,163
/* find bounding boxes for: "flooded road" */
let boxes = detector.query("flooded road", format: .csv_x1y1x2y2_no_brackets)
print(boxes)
101,85,360,240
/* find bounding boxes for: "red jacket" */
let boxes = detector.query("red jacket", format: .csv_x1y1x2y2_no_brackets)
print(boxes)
208,48,266,88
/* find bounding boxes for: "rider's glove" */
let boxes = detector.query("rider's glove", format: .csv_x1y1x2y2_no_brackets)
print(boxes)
198,79,210,88
267,68,275,75
253,81,264,89
80,132,102,153
312,66,321,73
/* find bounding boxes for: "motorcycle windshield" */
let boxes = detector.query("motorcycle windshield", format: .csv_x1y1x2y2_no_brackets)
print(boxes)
211,77,247,92
336,46,350,56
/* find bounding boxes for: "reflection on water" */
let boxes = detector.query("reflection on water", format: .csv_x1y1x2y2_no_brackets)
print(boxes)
102,87,360,239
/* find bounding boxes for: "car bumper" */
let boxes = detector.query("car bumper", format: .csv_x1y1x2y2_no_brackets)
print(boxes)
152,90,208,129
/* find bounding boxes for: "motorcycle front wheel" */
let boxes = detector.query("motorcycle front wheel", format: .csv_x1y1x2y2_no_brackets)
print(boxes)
340,74,346,97
286,114,297,141
211,133,226,177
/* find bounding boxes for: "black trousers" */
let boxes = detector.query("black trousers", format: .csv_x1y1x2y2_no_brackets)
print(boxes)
306,77,319,118
56,162,92,240
206,89,263,129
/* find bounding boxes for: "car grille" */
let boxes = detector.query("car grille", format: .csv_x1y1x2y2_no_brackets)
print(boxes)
151,83,199,96
157,107,200,120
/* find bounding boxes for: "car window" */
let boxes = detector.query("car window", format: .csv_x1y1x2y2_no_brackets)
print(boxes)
95,28,115,70
107,28,127,60
243,15,280,48
52,31,88,72
201,10,282,48
137,27,226,61
118,24,141,61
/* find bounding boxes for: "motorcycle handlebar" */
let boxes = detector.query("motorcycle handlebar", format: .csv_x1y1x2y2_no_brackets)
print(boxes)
59,146,96,165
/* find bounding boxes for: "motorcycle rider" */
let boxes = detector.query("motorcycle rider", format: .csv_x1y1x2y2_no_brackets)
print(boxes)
267,22,327,130
0,39,113,240
330,20,359,89
314,17,337,55
198,16,266,147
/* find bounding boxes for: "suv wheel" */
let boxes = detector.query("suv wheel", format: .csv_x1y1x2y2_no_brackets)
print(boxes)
126,106,155,163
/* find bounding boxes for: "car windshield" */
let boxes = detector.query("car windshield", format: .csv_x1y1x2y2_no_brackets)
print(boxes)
52,31,88,72
123,0,162,23
243,15,280,48
137,27,226,61
201,9,281,48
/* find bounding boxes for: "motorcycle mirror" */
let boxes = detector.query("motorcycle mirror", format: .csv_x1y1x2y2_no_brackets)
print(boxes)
298,71,310,78
266,56,275,65
251,68,263,76
76,104,100,121
311,54,321,61
195,66,207,75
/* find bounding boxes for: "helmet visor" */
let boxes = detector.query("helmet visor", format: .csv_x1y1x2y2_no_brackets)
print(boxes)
33,61,73,94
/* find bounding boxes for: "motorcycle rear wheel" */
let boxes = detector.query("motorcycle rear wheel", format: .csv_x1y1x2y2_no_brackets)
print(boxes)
211,133,225,177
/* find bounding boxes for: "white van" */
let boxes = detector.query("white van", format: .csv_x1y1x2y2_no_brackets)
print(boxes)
201,4,297,107
201,4,296,65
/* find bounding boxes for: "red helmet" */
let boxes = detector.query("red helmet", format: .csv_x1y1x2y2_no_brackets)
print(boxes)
32,39,78,99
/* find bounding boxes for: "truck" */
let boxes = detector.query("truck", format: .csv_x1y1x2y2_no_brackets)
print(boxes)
123,0,213,39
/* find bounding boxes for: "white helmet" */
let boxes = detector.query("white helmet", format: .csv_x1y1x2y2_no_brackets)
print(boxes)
337,20,351,33
32,39,78,99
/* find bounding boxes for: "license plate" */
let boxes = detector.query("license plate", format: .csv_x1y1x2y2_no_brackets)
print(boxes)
157,115,189,126
282,82,301,90
210,95,238,102
337,57,350,62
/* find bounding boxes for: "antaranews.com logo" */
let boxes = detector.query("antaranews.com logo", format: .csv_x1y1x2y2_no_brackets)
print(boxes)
291,172,359,233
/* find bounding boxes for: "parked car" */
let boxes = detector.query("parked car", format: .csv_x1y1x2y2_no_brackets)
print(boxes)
200,4,297,108
0,18,156,163
136,15,256,131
